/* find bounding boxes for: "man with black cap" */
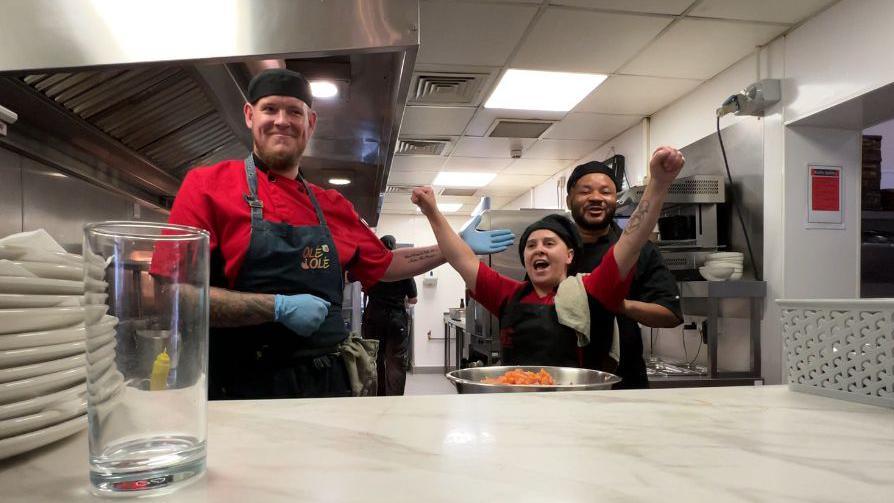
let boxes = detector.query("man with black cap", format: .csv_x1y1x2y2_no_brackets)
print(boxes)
165,68,514,399
361,235,418,396
410,147,685,369
566,151,684,388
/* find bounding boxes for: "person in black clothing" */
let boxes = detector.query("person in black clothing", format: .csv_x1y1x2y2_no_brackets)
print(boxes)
362,235,418,396
566,161,683,389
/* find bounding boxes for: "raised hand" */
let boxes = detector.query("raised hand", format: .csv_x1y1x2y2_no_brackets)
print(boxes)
649,146,685,186
411,186,437,216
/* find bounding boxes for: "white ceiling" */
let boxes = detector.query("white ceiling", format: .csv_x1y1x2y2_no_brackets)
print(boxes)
384,0,837,215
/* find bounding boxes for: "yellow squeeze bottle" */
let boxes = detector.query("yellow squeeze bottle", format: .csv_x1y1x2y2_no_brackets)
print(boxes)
150,348,170,391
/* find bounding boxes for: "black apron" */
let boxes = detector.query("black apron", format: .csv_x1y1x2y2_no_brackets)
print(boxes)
499,282,617,372
208,156,350,400
498,283,579,368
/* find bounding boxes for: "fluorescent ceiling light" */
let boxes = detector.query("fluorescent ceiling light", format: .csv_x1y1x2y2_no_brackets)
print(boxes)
416,203,463,213
432,172,496,187
485,69,607,112
310,81,338,99
328,178,350,185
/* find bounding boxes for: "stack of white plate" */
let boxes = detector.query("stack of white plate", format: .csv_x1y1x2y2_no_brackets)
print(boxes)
0,230,119,460
700,252,745,282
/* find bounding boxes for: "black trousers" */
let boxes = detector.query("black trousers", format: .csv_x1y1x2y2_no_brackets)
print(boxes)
362,307,410,396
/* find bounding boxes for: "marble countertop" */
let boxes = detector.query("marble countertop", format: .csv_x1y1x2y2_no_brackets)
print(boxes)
1,385,892,502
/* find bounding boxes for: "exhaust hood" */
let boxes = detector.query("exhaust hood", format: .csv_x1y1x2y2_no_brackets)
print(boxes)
0,0,419,226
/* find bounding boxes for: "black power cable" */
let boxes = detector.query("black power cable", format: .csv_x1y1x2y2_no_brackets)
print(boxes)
715,116,762,281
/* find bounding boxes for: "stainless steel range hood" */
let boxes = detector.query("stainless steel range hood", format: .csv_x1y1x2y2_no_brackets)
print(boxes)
0,0,419,225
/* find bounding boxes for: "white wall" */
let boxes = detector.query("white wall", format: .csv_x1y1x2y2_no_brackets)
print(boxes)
784,0,894,124
649,52,758,150
374,214,469,369
782,126,862,298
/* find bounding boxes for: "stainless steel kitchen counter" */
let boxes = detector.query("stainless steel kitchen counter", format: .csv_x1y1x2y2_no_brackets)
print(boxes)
1,386,892,502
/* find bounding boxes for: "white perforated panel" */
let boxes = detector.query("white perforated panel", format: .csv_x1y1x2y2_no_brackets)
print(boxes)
780,300,894,408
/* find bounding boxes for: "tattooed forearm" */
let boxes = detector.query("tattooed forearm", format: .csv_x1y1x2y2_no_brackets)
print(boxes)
381,245,447,281
404,248,439,263
209,287,275,327
623,199,651,235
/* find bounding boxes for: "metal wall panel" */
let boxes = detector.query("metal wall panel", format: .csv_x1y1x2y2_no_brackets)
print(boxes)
140,206,169,223
0,147,23,237
21,157,131,252
0,0,419,73
680,120,764,279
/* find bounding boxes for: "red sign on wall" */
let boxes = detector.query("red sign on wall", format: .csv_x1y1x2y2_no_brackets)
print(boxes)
810,168,840,212
807,165,843,228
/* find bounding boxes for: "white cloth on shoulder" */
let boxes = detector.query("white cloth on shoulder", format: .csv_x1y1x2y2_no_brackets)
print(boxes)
554,274,620,364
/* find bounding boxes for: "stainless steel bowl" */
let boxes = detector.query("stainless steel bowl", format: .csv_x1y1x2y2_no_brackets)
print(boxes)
446,366,621,394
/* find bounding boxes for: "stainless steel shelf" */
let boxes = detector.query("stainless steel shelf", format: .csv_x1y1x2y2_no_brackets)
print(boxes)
678,280,766,381
679,280,766,298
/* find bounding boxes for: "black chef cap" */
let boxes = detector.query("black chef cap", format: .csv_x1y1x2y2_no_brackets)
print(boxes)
566,161,618,194
380,235,397,251
247,69,313,107
518,214,582,267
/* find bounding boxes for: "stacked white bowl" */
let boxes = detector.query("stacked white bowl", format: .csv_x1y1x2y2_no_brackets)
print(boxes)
699,252,745,281
0,230,118,460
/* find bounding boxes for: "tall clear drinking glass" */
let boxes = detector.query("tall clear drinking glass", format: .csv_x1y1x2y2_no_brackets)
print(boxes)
83,222,209,494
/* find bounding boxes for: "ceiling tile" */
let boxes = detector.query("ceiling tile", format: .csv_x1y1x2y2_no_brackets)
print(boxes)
387,170,437,186
480,186,530,197
504,158,572,176
544,113,641,141
620,18,787,79
419,1,538,66
451,137,536,158
690,0,835,24
465,108,567,137
551,0,694,15
442,156,514,172
511,8,672,73
481,173,551,196
523,139,602,160
491,173,550,186
390,156,447,173
400,106,476,136
574,75,701,115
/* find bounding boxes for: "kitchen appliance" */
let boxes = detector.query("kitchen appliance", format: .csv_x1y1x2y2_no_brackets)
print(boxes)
463,209,570,367
446,366,620,393
618,175,728,279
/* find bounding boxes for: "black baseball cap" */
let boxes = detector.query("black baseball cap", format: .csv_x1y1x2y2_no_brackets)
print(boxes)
247,68,313,107
566,161,618,193
518,214,582,266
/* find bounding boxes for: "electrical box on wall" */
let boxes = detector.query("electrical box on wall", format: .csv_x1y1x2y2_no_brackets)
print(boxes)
422,270,437,286
716,79,781,117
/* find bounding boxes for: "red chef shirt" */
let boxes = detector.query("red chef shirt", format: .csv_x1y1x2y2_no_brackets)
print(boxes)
165,158,392,289
469,245,634,316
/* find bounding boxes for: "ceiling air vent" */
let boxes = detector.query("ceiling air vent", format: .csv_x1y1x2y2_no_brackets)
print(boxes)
385,185,416,194
487,119,556,139
396,139,450,156
440,188,478,197
409,72,489,105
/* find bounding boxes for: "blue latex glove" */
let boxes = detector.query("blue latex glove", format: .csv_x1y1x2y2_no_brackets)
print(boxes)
273,294,331,337
459,214,515,255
